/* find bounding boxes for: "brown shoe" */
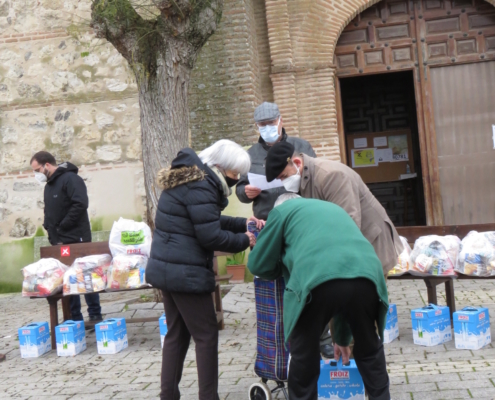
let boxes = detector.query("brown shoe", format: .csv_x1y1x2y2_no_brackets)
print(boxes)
0,354,5,362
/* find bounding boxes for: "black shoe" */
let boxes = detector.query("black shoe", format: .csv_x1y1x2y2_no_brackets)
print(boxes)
89,315,103,322
320,344,334,359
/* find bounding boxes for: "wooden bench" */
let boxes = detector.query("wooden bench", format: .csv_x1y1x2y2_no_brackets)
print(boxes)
39,242,233,349
390,223,495,322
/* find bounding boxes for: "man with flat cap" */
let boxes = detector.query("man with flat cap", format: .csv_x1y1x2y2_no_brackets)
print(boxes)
236,102,316,220
265,141,403,276
236,102,340,358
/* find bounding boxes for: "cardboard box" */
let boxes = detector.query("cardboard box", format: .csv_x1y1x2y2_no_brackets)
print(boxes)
55,320,86,356
95,318,128,354
453,307,491,350
383,304,399,344
18,322,51,358
317,359,365,400
159,314,168,348
411,304,451,346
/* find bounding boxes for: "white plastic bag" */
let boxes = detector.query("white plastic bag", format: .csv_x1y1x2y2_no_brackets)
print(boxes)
22,258,68,297
388,236,412,276
109,218,152,257
456,231,494,276
63,254,112,295
484,232,495,275
106,254,149,291
409,235,460,276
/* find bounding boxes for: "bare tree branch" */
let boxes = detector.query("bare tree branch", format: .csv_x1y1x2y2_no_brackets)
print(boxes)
91,0,160,69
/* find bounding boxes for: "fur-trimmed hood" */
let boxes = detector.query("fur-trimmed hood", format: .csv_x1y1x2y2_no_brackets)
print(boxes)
157,165,205,190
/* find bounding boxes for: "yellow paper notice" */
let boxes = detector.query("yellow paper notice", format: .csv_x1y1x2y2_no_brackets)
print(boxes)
351,148,378,168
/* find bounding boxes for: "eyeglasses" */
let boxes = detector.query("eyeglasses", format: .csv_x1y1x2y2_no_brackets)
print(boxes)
33,165,45,173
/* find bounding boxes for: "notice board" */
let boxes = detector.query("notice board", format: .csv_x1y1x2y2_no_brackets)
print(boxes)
346,129,415,184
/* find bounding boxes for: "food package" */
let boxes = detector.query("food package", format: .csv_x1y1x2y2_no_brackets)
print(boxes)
22,258,68,297
483,232,495,275
456,231,495,276
409,235,460,276
63,254,112,295
106,255,149,291
388,237,412,276
109,218,152,258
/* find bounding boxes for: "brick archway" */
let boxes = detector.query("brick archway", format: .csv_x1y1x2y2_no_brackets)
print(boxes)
267,0,495,160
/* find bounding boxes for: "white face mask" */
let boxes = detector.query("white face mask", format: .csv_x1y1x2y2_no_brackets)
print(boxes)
282,165,301,193
259,118,280,143
35,171,47,184
34,167,48,183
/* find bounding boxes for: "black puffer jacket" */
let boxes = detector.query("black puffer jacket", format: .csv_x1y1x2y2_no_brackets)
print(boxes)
43,162,91,245
146,148,250,294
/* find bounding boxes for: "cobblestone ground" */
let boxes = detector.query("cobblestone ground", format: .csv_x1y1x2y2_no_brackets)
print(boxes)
1,280,495,399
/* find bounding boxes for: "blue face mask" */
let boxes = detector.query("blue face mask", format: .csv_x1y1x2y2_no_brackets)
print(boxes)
259,119,280,143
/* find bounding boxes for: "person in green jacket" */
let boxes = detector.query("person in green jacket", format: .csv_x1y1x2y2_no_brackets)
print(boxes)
248,194,390,400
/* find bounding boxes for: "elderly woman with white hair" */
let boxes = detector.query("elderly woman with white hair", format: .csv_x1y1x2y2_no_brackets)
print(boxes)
146,140,263,400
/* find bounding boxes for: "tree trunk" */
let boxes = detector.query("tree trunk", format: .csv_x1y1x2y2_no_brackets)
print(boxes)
138,47,193,223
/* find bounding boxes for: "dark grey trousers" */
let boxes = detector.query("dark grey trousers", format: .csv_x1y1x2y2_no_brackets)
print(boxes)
160,290,220,400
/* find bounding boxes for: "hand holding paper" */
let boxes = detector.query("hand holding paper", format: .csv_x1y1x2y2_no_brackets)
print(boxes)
248,173,284,191
245,185,262,199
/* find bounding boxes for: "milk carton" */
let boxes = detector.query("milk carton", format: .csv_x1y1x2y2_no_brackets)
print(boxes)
18,322,51,358
95,318,128,354
383,304,399,344
55,320,86,356
159,314,168,347
317,359,365,400
411,304,451,346
453,307,491,350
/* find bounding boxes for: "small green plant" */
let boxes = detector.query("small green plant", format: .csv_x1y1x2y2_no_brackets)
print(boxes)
226,251,245,266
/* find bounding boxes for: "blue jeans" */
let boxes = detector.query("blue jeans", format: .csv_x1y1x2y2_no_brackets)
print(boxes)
70,294,102,320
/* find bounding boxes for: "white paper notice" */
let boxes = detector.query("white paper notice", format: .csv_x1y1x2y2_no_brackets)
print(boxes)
374,136,388,147
376,148,393,163
492,125,495,149
353,138,368,148
248,173,284,191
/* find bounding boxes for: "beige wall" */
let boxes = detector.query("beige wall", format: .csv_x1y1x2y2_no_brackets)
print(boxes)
0,162,145,244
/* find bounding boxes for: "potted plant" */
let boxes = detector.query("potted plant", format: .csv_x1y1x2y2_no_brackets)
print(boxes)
225,251,246,283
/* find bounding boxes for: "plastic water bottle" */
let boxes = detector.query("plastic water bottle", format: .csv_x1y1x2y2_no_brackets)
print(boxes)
406,164,411,174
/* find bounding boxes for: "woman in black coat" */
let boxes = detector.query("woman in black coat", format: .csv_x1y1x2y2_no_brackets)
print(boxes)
146,140,262,400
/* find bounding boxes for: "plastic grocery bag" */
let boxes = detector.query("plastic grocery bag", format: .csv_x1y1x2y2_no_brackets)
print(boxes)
484,232,495,275
388,236,412,276
456,231,495,276
409,235,460,276
109,218,152,258
22,258,68,297
106,255,149,291
63,254,112,295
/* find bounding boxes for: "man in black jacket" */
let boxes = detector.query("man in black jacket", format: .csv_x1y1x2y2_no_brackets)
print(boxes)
30,151,102,323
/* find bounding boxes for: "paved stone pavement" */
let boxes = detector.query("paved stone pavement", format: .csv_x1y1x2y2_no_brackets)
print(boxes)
1,280,495,399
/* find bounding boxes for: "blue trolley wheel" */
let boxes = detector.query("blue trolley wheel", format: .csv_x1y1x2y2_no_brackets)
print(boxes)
248,382,272,400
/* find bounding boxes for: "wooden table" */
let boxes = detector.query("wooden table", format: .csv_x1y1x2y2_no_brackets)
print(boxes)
39,242,232,349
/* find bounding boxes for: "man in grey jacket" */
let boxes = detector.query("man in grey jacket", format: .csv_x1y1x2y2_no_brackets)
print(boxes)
235,102,340,358
236,102,316,220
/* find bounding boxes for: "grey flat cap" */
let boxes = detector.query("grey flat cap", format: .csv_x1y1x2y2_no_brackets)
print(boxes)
254,102,280,123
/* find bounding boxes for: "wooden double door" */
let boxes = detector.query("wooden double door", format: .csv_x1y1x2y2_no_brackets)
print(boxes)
335,0,495,225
